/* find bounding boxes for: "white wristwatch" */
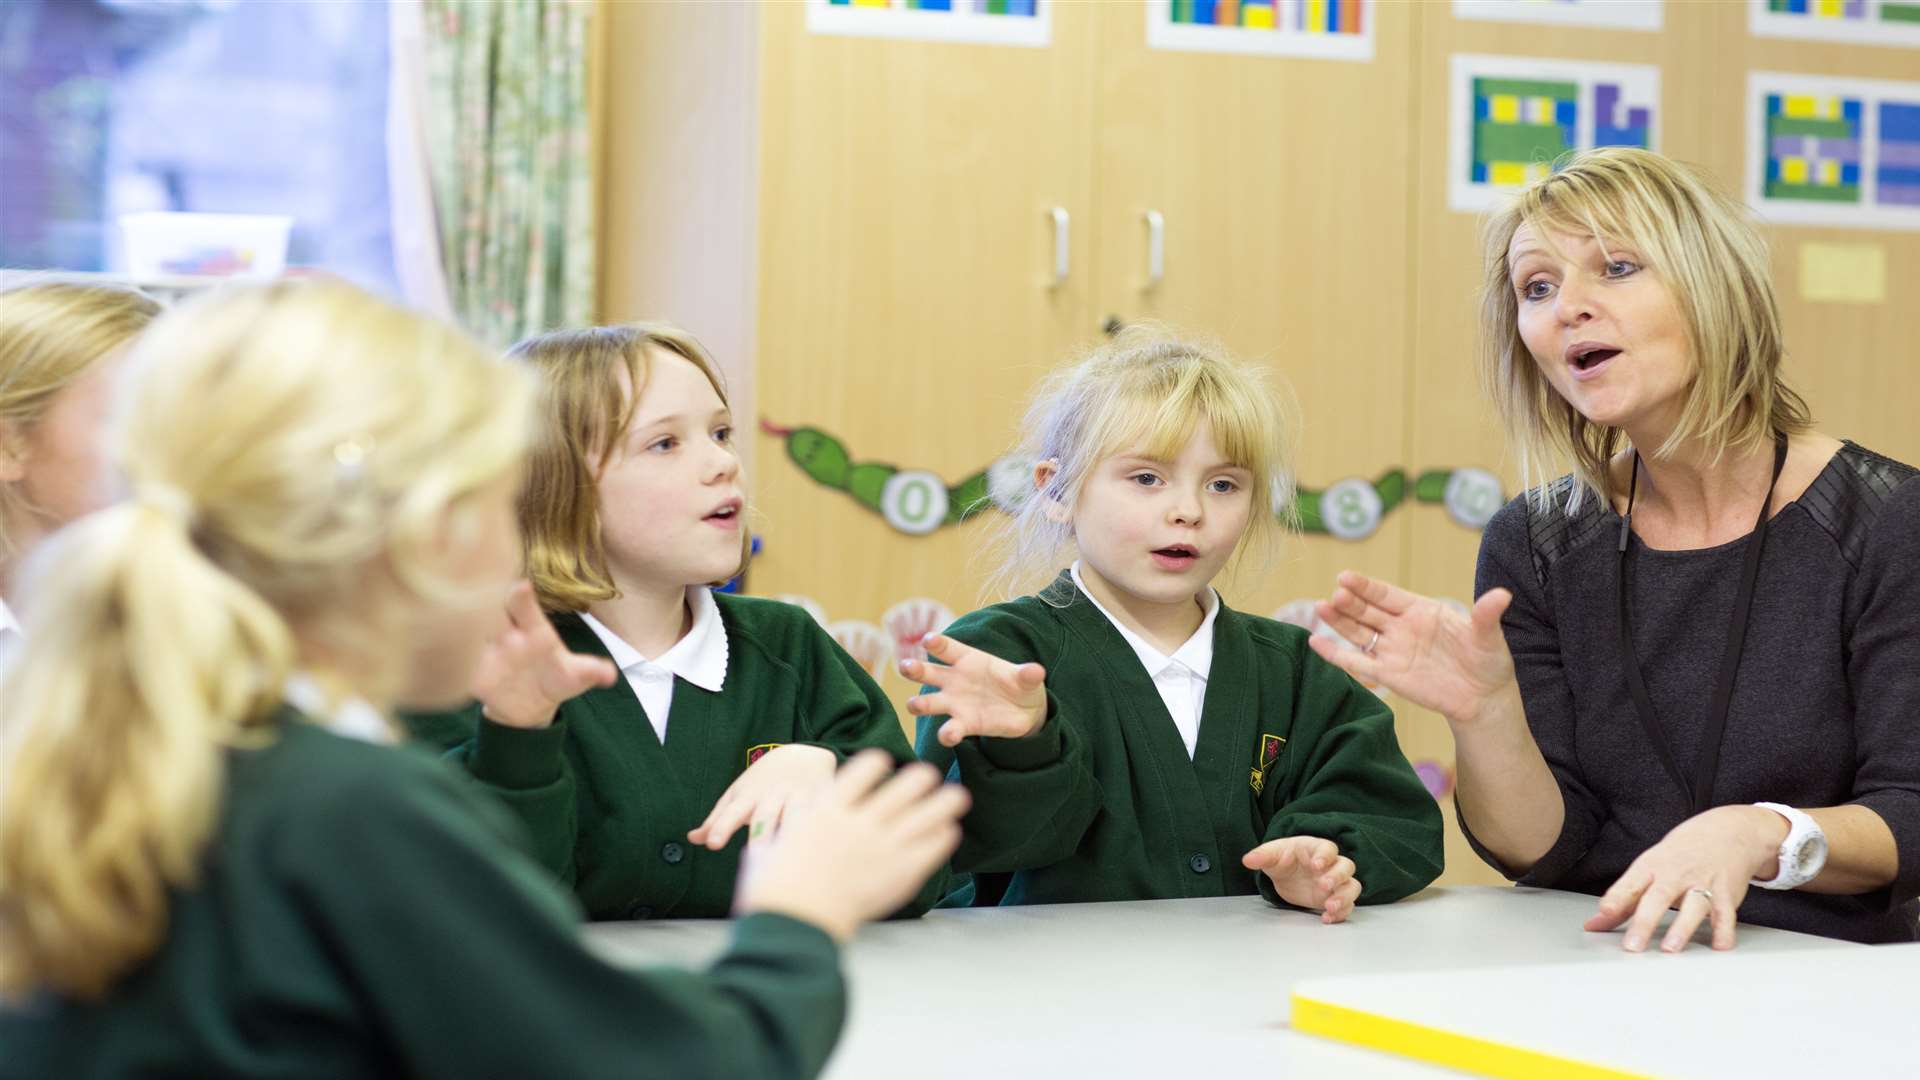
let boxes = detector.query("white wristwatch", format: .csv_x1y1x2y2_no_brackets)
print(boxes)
1751,802,1828,890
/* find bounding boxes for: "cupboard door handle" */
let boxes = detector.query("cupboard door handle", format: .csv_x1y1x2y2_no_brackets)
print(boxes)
1143,209,1164,289
1049,207,1070,286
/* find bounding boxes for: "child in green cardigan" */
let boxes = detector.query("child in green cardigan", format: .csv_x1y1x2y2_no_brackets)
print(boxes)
0,281,965,1079
405,323,941,920
908,329,1444,918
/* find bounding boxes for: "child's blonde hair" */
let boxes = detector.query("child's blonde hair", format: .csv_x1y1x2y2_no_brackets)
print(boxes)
1480,147,1811,511
510,323,747,611
0,281,162,555
992,325,1297,599
0,280,532,1001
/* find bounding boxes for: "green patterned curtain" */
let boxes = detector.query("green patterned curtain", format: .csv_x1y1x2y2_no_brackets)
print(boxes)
420,0,593,347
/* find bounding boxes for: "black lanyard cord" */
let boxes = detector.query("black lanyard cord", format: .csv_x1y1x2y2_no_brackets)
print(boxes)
1616,434,1789,816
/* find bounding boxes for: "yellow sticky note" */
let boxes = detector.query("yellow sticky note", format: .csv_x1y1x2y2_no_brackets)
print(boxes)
1800,242,1887,304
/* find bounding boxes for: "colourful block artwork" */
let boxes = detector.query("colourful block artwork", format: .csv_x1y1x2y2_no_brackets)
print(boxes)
827,0,1039,11
1453,0,1664,31
1451,56,1659,211
1471,77,1577,187
811,0,1048,44
1168,0,1363,32
1879,101,1920,206
1751,0,1920,44
1748,73,1920,229
1594,82,1653,149
1763,93,1863,204
1152,0,1373,58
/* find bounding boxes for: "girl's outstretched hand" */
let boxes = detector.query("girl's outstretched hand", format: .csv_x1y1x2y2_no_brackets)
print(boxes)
472,582,619,729
901,633,1048,747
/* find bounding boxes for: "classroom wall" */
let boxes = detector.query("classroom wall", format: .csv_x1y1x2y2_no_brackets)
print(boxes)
601,1,1920,889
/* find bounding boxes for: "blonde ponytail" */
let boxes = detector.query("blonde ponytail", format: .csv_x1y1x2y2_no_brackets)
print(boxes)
0,501,292,999
0,280,530,1000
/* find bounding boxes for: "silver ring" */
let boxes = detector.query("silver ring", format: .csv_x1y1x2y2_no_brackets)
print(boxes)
1686,887,1713,904
1365,631,1380,655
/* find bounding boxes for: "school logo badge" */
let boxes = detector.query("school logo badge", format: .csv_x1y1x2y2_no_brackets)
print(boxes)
1249,733,1287,794
746,743,782,767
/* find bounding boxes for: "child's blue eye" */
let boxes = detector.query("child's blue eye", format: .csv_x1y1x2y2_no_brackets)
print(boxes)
1130,473,1160,487
1209,478,1239,494
714,426,733,444
649,436,678,453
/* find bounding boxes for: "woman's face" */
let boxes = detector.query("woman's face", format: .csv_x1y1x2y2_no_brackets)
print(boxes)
2,346,129,547
1508,223,1694,438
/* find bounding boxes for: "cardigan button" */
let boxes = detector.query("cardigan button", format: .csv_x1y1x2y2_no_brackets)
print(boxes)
1189,853,1212,874
661,842,686,865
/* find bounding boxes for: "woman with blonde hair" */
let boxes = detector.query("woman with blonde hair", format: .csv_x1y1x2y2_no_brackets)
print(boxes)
0,280,160,654
0,281,966,1078
1313,147,1920,948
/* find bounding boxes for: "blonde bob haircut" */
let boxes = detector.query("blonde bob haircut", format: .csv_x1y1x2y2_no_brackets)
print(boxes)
0,280,161,554
510,323,747,612
1480,146,1811,510
0,280,532,1001
990,324,1297,600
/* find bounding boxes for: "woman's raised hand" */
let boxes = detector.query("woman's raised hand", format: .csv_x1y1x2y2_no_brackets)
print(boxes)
1310,571,1517,727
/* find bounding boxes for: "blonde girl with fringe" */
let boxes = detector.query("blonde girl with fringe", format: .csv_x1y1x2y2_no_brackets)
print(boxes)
1311,147,1920,949
0,282,966,1080
403,324,947,921
906,327,1442,916
0,281,160,654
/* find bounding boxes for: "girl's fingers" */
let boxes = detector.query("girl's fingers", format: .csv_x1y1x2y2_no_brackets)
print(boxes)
904,691,952,718
746,800,784,848
566,654,620,690
920,633,981,667
1006,657,1052,687
900,656,951,689
503,581,543,630
830,749,897,805
698,795,756,850
860,761,944,818
894,782,972,840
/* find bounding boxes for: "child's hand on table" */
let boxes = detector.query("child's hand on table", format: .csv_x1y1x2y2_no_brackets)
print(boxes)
1244,836,1363,924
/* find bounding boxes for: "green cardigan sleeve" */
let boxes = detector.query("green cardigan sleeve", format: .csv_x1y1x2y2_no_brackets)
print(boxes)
282,759,846,1080
916,609,1104,876
1255,648,1444,907
401,700,586,888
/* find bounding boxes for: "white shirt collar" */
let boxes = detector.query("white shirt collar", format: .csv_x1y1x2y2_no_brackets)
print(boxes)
580,586,729,693
1069,561,1217,681
0,596,20,667
283,672,395,745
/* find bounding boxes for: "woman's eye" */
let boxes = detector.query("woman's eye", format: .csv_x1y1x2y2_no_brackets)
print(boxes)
1606,260,1641,278
1521,279,1553,301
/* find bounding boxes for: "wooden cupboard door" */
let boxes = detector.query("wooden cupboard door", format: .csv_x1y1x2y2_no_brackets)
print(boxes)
1086,1,1420,624
750,2,1098,704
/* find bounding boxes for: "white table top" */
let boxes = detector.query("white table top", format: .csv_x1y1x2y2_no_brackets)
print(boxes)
585,885,1848,1079
1294,943,1908,1079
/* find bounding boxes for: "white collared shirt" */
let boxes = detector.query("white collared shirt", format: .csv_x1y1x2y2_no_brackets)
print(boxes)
283,672,395,745
1069,561,1218,759
581,586,730,745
